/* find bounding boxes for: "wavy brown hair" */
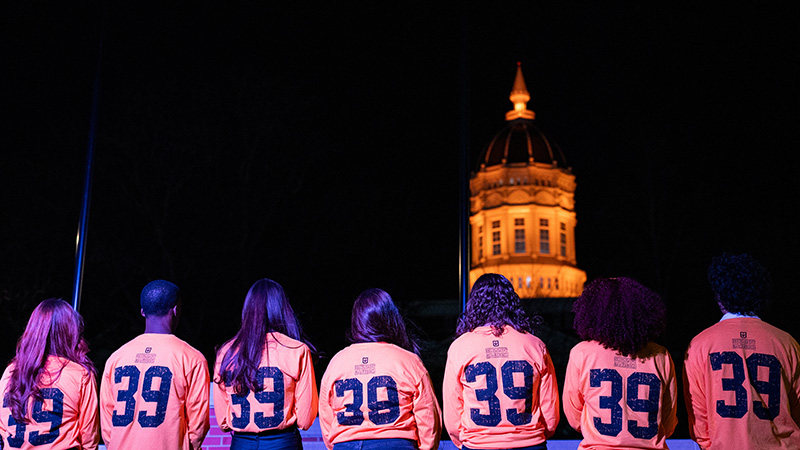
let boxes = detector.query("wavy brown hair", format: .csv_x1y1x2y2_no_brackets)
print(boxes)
456,273,539,337
573,277,666,357
6,298,94,422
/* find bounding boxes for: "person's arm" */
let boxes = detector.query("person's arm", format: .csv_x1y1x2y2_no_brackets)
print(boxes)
661,351,678,438
538,349,560,438
317,370,335,450
98,361,116,447
412,369,442,450
211,368,231,432
789,337,800,429
683,346,711,449
185,357,211,450
77,370,100,450
561,347,584,433
294,346,319,430
442,349,464,448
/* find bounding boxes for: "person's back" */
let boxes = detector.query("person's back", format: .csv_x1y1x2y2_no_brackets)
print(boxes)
562,277,677,450
99,280,209,450
443,274,559,450
684,253,800,449
444,325,559,449
0,299,100,450
320,341,440,449
564,341,677,450
684,317,800,449
319,288,442,450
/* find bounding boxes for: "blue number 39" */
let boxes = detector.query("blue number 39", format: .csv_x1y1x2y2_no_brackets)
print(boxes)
112,365,173,428
3,388,64,447
334,376,400,426
464,360,535,427
228,366,285,429
710,351,781,420
589,369,660,439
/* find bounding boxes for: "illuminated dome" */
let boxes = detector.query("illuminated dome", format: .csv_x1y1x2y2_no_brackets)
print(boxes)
478,62,569,171
480,119,568,169
469,63,586,298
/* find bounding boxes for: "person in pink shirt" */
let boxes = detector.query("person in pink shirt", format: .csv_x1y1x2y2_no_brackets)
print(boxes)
684,253,800,449
562,277,677,450
100,280,210,450
319,288,442,450
443,273,559,450
214,278,318,450
0,298,99,450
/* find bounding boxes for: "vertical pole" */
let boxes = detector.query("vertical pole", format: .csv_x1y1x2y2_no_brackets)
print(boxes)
458,8,470,312
72,36,103,312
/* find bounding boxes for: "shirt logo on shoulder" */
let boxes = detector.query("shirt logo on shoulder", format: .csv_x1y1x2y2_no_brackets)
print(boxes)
145,347,152,353
492,340,500,347
740,332,747,339
362,357,369,364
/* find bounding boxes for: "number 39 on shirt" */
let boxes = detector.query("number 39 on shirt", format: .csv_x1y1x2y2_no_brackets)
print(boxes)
464,360,535,427
3,388,64,447
112,365,173,428
589,368,660,439
335,376,400,426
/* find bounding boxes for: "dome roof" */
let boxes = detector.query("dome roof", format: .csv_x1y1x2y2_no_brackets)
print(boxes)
479,118,568,169
476,64,569,171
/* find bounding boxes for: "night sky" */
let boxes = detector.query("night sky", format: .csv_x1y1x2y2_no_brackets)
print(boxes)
2,2,799,440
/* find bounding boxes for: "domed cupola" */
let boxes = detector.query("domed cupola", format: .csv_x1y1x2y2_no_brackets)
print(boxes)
479,63,569,170
469,63,586,299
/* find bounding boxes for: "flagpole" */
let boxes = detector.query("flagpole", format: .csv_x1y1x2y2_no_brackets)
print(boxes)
458,8,470,312
72,35,103,312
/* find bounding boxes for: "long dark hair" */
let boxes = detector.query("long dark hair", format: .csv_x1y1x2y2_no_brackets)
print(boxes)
348,288,419,355
457,273,538,337
6,298,94,422
217,279,315,395
572,277,666,357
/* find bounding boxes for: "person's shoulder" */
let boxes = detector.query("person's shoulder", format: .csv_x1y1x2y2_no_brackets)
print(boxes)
269,332,311,353
169,335,206,360
0,363,14,382
449,328,485,346
569,339,601,355
105,335,145,365
383,342,423,364
51,356,92,376
757,319,796,341
688,319,725,343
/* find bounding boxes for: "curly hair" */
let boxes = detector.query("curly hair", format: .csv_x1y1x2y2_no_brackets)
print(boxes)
456,273,538,337
573,277,666,357
708,253,771,315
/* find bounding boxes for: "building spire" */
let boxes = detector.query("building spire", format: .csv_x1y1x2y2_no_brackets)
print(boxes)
505,62,536,121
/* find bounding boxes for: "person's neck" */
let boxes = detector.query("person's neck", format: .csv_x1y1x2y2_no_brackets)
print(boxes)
144,317,174,334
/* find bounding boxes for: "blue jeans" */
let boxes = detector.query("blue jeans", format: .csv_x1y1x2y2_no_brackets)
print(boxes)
231,426,302,450
463,443,547,450
333,438,418,450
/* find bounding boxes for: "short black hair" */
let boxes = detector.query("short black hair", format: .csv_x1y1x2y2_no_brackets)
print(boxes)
140,280,180,317
708,253,771,315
